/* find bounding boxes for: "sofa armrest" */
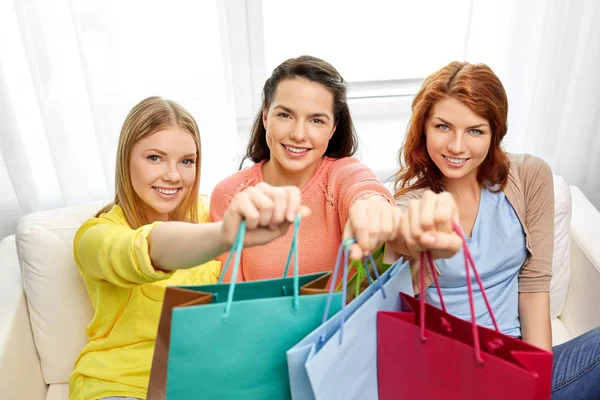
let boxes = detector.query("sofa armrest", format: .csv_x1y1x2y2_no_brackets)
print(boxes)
0,235,47,400
559,187,600,338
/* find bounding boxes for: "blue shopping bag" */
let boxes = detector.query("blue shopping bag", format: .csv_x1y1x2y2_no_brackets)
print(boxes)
147,217,343,400
287,240,413,400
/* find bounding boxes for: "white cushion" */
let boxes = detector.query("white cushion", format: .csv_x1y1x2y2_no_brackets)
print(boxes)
551,317,572,346
45,383,68,400
550,175,572,319
17,201,104,384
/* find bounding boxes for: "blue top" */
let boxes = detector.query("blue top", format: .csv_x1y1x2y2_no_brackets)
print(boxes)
425,186,528,337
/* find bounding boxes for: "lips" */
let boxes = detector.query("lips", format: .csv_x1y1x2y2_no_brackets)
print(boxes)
153,187,180,195
443,155,468,165
283,144,310,154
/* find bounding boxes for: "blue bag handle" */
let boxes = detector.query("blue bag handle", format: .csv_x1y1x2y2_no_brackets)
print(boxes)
321,239,387,345
219,215,301,318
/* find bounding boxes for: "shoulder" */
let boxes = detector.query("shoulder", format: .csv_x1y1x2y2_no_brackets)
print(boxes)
210,163,262,220
74,205,129,247
508,153,553,182
506,153,554,214
212,164,262,200
326,157,376,180
327,156,362,171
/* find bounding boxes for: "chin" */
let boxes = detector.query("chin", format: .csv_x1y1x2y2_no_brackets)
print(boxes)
150,201,180,215
441,168,477,182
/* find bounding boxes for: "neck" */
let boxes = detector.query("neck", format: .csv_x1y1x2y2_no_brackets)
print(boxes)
262,158,324,188
143,206,168,223
442,174,481,201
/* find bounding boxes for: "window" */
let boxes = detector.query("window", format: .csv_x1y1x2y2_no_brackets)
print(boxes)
262,0,472,82
226,1,474,178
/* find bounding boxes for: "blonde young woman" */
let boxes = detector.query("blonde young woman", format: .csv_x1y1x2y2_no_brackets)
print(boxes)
70,97,309,400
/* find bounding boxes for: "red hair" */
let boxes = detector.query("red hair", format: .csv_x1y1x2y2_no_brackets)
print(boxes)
393,61,509,198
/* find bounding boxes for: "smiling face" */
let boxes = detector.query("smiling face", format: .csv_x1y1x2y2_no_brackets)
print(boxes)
129,125,198,222
262,77,337,187
425,97,492,186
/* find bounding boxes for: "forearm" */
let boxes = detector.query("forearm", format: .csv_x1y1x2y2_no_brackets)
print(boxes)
149,221,230,271
519,292,552,351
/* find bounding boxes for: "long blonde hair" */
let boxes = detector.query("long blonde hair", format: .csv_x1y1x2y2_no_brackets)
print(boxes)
97,96,202,228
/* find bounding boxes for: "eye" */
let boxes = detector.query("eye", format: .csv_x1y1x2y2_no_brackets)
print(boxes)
311,118,326,125
181,158,196,165
147,155,161,162
436,124,450,131
469,129,483,135
277,112,291,119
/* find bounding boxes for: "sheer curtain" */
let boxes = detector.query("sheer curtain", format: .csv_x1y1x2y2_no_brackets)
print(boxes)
1,0,599,241
0,0,239,239
467,0,600,206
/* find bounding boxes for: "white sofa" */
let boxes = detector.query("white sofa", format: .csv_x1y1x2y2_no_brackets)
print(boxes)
1,177,600,400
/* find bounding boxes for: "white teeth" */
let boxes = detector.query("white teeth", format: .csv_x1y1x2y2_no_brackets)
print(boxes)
284,145,308,154
154,187,178,195
444,156,467,164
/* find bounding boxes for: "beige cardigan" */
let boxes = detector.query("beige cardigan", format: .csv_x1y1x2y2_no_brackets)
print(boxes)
393,154,554,294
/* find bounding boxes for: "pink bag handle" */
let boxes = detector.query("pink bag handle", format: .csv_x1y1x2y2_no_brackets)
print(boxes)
419,222,501,363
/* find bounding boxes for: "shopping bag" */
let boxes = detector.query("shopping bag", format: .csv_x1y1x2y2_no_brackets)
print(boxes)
288,239,413,400
300,243,391,303
377,222,553,400
147,217,343,400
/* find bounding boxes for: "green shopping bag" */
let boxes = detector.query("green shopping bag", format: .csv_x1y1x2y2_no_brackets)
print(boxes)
147,217,343,400
300,242,392,302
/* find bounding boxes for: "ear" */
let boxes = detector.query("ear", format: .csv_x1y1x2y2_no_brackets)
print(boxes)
262,109,268,129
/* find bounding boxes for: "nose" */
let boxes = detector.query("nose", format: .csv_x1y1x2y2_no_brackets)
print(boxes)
447,131,466,154
289,120,307,142
163,162,182,183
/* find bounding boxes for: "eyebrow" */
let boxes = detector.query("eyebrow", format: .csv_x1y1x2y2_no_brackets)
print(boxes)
432,117,489,129
273,105,332,120
145,148,197,158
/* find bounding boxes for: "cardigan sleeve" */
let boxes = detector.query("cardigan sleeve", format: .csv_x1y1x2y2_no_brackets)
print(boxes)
517,155,554,292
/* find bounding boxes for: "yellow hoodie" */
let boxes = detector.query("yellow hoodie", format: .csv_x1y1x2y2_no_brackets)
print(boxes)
69,200,220,400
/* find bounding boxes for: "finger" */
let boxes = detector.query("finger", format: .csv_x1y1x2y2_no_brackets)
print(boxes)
364,203,381,254
421,231,463,257
349,205,370,253
434,192,456,233
233,191,260,230
245,220,292,247
284,186,302,222
253,183,286,228
349,243,364,261
268,188,288,229
399,212,420,253
298,205,311,218
389,207,403,241
408,199,423,244
244,187,275,228
419,190,437,232
378,202,394,244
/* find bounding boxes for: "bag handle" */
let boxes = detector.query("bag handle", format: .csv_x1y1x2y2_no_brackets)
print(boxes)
219,217,300,283
220,215,302,318
419,222,501,363
322,239,387,345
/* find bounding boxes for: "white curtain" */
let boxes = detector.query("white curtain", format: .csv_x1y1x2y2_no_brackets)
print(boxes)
1,0,600,241
467,0,600,207
0,0,240,240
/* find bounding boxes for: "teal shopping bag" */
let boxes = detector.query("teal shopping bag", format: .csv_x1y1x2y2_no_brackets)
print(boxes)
147,217,343,400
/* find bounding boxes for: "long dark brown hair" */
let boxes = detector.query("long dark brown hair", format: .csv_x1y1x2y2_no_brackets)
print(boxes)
393,61,509,197
244,55,358,164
